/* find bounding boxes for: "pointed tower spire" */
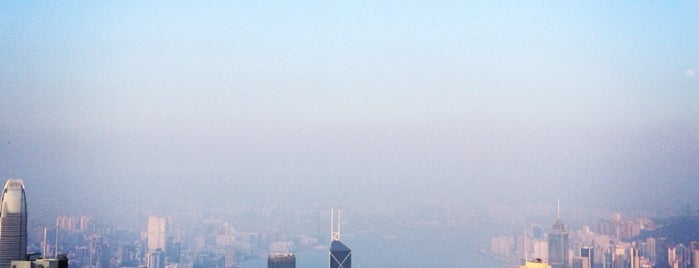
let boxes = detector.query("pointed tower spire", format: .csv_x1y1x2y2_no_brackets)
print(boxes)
330,207,341,241
556,198,560,220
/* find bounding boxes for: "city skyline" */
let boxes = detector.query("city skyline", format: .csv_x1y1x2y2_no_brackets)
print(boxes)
6,188,699,268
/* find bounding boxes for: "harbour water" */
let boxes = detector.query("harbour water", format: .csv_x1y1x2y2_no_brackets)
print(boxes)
242,227,505,268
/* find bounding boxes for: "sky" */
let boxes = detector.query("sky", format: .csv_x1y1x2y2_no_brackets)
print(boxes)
1,1,698,221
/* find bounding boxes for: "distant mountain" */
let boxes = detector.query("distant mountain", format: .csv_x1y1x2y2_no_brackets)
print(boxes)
635,216,699,245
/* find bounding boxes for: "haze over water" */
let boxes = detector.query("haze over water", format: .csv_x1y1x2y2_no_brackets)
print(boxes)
243,227,503,268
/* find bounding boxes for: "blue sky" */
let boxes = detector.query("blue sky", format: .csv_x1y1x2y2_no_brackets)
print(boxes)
1,1,698,219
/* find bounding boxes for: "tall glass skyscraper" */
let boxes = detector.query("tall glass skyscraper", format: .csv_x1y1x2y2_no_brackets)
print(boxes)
548,201,569,268
0,179,28,268
548,219,569,268
330,240,351,268
329,208,351,268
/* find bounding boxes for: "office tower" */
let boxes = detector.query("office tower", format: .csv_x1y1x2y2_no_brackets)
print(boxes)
668,246,677,267
147,216,167,252
675,244,690,268
10,254,69,268
166,237,181,263
630,246,640,268
646,237,657,261
604,251,613,268
533,224,544,239
329,208,351,268
89,235,111,268
146,249,165,268
330,241,352,268
268,253,296,268
0,179,28,268
548,200,569,268
580,247,593,268
656,238,670,268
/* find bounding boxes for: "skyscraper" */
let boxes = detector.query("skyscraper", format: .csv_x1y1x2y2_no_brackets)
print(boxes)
268,253,296,268
580,247,593,268
655,237,670,268
0,179,28,268
548,200,569,268
630,245,640,268
146,249,165,268
330,241,352,268
329,208,351,268
147,216,166,252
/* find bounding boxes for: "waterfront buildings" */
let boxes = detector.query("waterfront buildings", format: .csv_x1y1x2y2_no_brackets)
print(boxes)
268,252,296,268
0,179,27,268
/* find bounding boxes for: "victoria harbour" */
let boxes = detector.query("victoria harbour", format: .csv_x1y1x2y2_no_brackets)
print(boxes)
242,227,504,268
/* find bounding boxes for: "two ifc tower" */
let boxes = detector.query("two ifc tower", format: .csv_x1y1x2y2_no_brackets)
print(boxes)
0,179,28,268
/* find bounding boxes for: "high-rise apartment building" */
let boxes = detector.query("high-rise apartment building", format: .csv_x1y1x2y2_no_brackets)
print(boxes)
147,216,167,252
548,201,569,268
0,179,28,268
268,252,296,268
630,246,640,268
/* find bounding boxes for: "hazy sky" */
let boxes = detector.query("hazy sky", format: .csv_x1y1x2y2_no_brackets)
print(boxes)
1,1,698,219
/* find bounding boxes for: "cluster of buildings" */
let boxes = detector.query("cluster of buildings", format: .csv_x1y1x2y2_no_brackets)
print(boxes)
264,208,353,268
24,173,699,268
0,177,357,268
137,209,354,268
491,202,699,268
